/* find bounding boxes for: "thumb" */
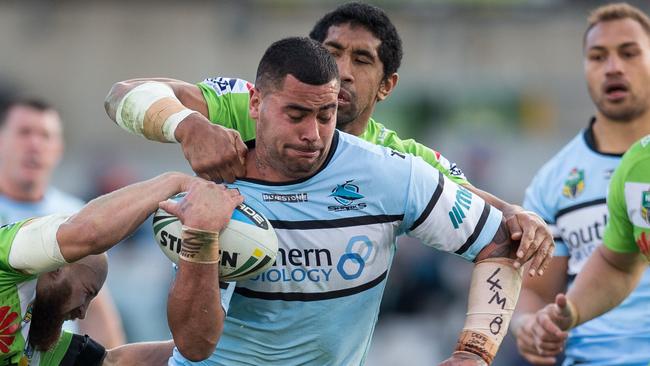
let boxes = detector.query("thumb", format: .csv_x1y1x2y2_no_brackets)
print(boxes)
159,199,181,218
554,293,576,330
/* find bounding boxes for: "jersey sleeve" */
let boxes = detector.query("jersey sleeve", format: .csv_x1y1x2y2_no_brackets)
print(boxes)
197,77,257,141
360,119,469,185
603,142,650,253
402,156,503,261
522,169,568,257
0,220,35,280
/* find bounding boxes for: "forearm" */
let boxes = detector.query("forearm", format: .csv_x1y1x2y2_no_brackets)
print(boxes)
105,79,208,142
168,260,223,361
566,246,646,327
103,340,174,366
58,172,188,261
455,220,523,364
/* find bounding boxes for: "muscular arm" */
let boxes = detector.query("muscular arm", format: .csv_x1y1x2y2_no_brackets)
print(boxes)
104,78,247,182
567,245,646,326
57,172,191,262
104,78,208,121
444,220,524,365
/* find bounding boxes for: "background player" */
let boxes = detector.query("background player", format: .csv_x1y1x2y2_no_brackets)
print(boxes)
511,3,650,365
0,171,241,365
0,98,125,348
105,2,553,277
528,134,650,364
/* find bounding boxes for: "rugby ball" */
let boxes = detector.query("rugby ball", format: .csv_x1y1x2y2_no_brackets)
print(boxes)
152,193,278,281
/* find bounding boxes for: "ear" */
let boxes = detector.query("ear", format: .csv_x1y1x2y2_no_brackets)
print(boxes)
377,73,399,102
249,87,262,120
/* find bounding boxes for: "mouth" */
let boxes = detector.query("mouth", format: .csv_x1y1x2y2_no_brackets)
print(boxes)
288,147,320,159
603,81,630,101
338,89,351,105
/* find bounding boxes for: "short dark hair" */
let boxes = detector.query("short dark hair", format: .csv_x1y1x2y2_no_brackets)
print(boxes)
309,2,403,80
255,37,339,93
0,98,55,128
584,3,650,47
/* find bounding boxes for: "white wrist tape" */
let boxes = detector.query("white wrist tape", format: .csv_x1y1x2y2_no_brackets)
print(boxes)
455,258,523,365
9,214,70,274
115,82,196,142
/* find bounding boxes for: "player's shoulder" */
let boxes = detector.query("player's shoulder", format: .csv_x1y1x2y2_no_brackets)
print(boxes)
45,188,85,211
198,77,254,96
622,134,650,165
337,130,415,167
528,130,591,185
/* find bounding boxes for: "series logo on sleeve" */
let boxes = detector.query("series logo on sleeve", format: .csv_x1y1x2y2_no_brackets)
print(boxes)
562,168,585,199
641,191,650,224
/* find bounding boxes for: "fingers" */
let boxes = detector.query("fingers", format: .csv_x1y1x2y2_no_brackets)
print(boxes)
535,306,569,341
525,236,553,276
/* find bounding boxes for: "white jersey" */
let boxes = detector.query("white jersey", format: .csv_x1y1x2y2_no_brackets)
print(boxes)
170,131,503,366
524,120,650,366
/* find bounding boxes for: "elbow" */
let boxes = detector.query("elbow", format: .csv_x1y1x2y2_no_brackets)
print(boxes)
105,80,136,121
175,323,223,361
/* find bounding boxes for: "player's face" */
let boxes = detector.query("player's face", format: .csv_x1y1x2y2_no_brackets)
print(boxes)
0,106,63,187
322,23,385,132
584,18,650,122
250,75,338,180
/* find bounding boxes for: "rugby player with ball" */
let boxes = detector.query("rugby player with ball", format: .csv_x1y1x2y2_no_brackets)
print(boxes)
0,172,247,365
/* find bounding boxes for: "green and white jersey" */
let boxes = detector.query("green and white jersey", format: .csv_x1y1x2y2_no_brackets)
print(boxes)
197,77,469,185
604,134,650,259
0,220,73,366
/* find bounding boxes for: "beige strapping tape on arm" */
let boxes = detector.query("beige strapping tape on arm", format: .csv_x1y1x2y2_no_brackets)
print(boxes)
454,257,523,365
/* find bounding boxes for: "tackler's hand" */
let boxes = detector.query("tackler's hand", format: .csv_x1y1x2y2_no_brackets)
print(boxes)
175,114,248,183
504,207,554,277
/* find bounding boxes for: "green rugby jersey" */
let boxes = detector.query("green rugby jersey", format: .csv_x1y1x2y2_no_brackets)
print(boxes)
197,77,469,185
604,134,650,259
0,220,74,366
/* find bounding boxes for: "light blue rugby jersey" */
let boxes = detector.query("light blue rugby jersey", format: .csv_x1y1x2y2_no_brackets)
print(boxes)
0,187,84,225
524,119,650,366
170,131,503,366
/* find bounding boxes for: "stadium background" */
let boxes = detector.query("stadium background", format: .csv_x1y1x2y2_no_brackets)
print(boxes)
1,0,646,364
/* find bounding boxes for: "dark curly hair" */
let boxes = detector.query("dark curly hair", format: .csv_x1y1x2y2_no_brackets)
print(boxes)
309,2,403,81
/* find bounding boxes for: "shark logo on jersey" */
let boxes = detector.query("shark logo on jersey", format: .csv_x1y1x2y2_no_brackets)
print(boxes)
328,180,366,211
562,168,585,199
641,191,650,224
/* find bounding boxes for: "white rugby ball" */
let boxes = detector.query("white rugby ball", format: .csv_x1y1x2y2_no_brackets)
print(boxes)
153,193,278,281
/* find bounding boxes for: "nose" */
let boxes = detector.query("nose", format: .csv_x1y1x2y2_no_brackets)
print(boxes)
605,55,623,76
300,118,320,143
337,55,354,83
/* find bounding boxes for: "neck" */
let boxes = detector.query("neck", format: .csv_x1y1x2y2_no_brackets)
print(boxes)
0,174,46,202
341,118,368,136
592,112,650,154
